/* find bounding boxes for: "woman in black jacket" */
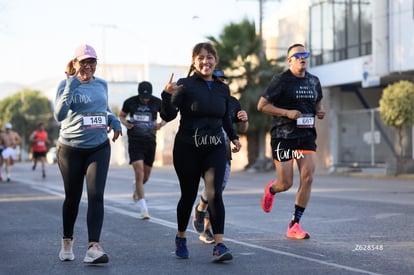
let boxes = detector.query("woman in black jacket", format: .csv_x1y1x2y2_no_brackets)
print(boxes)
161,42,241,263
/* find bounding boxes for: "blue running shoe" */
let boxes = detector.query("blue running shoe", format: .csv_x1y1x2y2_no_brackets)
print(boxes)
175,236,189,259
212,243,233,262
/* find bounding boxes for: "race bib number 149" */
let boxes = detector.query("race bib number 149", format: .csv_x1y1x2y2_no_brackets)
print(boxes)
83,112,107,129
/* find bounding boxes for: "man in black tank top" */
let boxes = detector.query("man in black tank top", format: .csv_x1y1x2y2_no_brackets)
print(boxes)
257,43,326,240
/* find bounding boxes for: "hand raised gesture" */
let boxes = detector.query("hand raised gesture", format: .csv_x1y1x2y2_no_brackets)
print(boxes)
163,73,183,95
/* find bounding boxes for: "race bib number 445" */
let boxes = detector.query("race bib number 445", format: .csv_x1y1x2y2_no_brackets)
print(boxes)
296,114,315,128
83,112,107,129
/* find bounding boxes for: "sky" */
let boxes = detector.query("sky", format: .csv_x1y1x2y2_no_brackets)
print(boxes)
0,0,280,86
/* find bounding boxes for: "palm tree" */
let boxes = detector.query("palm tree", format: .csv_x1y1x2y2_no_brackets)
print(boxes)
208,18,284,170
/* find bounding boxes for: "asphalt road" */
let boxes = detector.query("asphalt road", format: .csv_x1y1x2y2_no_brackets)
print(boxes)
1,162,413,275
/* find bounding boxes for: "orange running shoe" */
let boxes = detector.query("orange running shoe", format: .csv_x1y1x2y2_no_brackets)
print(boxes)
261,180,276,213
286,222,310,239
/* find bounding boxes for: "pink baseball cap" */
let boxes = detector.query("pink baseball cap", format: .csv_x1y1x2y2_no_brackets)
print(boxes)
73,44,97,61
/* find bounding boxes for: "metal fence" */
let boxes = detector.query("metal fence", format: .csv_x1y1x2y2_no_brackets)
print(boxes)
336,108,412,167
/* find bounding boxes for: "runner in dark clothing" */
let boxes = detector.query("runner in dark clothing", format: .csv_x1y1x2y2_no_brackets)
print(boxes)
192,70,249,244
119,81,166,219
161,42,241,262
257,43,326,240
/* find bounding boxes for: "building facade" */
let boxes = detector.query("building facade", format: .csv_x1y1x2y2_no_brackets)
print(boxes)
264,0,414,171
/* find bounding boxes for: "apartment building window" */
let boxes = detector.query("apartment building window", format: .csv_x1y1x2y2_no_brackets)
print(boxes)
309,0,372,66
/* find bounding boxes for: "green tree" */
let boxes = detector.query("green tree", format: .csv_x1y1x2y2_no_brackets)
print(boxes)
0,89,54,157
208,18,285,170
379,80,414,174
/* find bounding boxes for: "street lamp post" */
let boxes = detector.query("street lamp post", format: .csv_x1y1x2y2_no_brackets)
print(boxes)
92,24,117,79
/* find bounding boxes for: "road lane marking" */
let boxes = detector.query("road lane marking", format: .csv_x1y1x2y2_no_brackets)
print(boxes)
104,203,382,275
21,179,382,275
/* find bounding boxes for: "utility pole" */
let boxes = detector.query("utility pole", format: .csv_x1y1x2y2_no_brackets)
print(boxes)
258,0,266,63
239,0,278,165
238,0,279,61
92,24,117,79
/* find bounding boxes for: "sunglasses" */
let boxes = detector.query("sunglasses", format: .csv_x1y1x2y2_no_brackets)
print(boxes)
77,59,97,66
289,52,310,59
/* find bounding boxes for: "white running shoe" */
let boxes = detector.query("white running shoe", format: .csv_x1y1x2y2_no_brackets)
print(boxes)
138,199,150,220
83,243,109,264
59,238,75,261
140,209,150,220
199,228,215,244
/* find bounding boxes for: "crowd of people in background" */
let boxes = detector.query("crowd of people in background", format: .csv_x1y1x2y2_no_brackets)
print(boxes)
0,122,51,182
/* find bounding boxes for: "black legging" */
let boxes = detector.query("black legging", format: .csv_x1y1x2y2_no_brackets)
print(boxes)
173,138,226,234
57,140,110,242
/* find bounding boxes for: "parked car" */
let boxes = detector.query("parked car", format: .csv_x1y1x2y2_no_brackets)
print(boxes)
46,147,57,164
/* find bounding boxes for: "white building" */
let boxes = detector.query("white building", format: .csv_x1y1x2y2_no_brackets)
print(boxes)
263,0,414,172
